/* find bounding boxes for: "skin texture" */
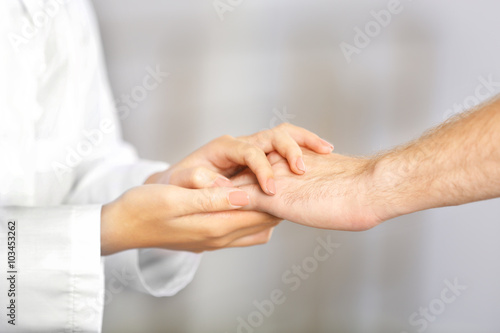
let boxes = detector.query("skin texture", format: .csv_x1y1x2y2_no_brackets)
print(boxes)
101,123,333,255
234,97,500,231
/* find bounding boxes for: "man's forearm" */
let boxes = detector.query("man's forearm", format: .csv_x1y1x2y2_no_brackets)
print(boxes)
370,98,500,221
233,97,500,231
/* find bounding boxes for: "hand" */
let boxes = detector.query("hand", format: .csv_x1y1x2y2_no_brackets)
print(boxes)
100,185,280,255
232,149,384,231
146,123,334,195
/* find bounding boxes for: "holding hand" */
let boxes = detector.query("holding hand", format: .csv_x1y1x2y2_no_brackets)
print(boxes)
147,123,334,195
100,184,279,255
101,124,333,256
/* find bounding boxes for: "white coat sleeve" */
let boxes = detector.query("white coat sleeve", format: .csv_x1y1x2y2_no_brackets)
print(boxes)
61,0,201,299
0,3,106,332
0,2,199,333
0,206,104,332
64,140,201,299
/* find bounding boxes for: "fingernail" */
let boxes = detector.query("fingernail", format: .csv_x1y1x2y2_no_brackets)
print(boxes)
214,176,233,188
320,139,334,151
229,190,250,207
266,178,276,195
296,157,306,173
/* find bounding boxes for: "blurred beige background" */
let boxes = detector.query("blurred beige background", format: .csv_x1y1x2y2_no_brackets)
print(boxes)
92,0,500,332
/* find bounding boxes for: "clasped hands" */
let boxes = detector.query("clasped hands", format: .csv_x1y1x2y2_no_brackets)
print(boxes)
101,123,384,256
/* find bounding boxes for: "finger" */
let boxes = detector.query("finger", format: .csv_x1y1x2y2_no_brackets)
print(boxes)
223,139,276,195
277,123,334,154
204,225,277,251
243,123,333,154
285,124,334,154
230,168,258,187
236,183,274,213
266,151,283,165
170,166,234,189
205,217,280,250
269,128,306,175
174,187,250,216
223,215,280,239
225,227,277,248
192,210,279,235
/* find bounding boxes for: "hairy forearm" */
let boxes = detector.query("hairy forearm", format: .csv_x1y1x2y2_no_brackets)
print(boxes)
229,98,499,231
370,97,500,221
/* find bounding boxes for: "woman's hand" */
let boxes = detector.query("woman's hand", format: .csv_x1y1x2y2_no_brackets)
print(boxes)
146,123,334,195
100,184,280,255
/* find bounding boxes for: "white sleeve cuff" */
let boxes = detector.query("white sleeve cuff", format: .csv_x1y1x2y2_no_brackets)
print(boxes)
0,205,104,333
105,249,201,297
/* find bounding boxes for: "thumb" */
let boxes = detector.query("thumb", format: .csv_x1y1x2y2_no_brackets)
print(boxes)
177,187,250,215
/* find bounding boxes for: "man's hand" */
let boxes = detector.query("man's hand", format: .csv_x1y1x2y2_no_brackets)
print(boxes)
233,97,500,231
100,185,279,255
146,123,333,195
232,150,383,231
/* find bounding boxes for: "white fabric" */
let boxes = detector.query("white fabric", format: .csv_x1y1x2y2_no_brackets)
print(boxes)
0,1,200,332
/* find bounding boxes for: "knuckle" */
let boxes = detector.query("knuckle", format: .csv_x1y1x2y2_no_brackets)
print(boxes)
269,128,284,141
257,230,274,244
243,146,261,162
256,129,273,143
199,223,223,240
217,134,234,143
210,238,226,249
208,235,230,248
277,122,290,130
160,187,175,208
191,167,207,186
199,196,217,212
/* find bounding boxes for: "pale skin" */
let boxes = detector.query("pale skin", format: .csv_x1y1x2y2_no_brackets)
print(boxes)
100,123,334,255
234,97,500,231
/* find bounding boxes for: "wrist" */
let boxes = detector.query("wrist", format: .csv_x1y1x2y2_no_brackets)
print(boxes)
350,158,389,227
368,153,418,222
101,201,129,256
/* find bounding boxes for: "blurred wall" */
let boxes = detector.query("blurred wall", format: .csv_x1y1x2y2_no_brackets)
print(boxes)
92,1,500,332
